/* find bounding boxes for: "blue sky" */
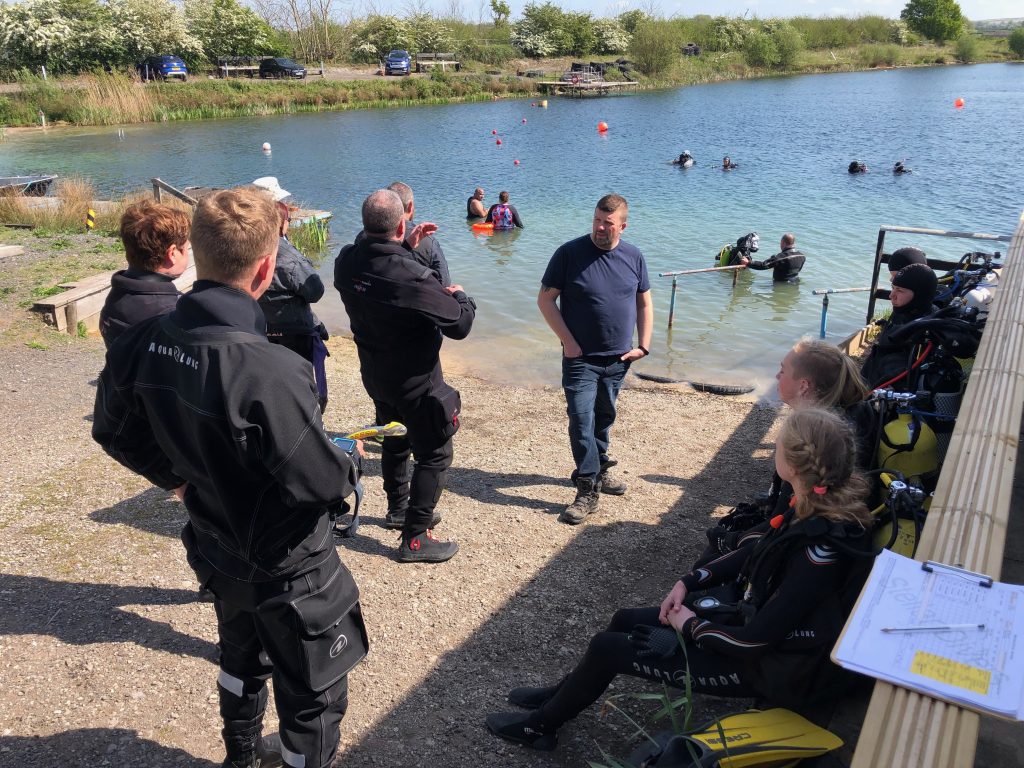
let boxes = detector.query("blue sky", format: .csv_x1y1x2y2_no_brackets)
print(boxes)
389,0,1022,22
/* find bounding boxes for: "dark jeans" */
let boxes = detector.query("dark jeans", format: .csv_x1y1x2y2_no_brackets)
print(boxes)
374,396,454,536
203,550,367,768
561,355,629,479
537,607,754,728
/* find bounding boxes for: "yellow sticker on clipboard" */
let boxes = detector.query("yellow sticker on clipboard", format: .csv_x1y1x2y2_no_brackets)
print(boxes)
911,651,991,695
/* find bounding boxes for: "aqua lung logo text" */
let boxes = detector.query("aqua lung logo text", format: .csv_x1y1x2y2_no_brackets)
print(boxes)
702,732,752,746
148,342,199,370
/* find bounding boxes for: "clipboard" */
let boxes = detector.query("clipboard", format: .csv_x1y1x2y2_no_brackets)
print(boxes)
831,549,1024,721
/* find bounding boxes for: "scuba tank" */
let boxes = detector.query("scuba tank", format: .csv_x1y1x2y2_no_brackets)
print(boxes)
871,472,928,557
876,412,939,493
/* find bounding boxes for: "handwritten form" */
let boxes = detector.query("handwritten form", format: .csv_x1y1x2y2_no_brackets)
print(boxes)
832,549,1024,719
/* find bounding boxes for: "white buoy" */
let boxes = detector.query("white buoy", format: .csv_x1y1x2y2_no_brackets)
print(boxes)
262,142,272,153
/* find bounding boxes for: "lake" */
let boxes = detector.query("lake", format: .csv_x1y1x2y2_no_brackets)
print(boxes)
2,63,1022,391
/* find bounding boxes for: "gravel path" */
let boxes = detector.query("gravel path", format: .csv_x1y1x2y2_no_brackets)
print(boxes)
0,239,784,767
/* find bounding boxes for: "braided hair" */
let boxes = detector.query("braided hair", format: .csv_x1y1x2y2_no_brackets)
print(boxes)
777,407,872,527
790,337,870,410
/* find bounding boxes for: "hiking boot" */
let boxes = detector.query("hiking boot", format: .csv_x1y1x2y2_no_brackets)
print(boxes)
485,711,557,751
508,676,567,710
398,529,459,563
222,733,283,768
384,508,442,530
559,477,601,525
598,459,627,496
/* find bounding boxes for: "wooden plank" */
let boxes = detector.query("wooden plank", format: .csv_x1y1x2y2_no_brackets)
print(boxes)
850,209,1024,768
0,245,25,259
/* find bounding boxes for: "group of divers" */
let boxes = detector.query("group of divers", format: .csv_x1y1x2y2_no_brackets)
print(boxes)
92,176,1000,767
669,150,913,175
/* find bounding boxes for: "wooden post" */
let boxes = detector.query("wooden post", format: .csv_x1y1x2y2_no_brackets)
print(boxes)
65,302,78,337
667,277,677,329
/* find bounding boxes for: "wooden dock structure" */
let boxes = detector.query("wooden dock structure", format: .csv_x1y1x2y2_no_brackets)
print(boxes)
849,210,1024,768
536,80,638,97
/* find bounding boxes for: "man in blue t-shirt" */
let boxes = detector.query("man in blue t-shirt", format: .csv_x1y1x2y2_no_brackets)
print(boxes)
538,194,653,525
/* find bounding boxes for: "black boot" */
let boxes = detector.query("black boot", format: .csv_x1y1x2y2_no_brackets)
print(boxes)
598,459,628,496
508,675,568,709
559,477,601,525
221,726,283,768
485,711,557,751
398,529,459,563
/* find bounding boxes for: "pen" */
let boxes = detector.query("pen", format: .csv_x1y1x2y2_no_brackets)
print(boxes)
880,623,985,633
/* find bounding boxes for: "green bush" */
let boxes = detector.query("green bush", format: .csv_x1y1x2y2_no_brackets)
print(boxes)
1008,27,1024,59
901,0,965,43
770,22,804,67
954,32,980,63
628,20,680,76
858,44,901,67
743,31,779,68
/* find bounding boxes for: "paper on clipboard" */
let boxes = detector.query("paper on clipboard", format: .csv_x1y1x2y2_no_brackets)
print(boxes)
831,549,1024,720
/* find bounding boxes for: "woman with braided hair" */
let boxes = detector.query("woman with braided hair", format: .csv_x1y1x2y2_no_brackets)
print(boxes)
486,408,876,752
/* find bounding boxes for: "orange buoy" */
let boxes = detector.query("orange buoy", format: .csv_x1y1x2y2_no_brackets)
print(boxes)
496,138,502,145
597,121,608,133
472,221,494,232
954,97,965,108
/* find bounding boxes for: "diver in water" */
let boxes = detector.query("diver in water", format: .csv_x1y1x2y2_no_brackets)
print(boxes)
722,156,738,170
848,161,867,174
672,151,695,168
893,161,912,175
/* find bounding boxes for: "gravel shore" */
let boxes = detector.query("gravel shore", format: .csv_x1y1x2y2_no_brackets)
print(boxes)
0,232,789,767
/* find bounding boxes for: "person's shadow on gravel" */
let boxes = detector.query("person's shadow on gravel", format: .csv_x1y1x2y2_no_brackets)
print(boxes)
443,466,569,514
90,486,189,538
0,728,218,767
0,573,215,660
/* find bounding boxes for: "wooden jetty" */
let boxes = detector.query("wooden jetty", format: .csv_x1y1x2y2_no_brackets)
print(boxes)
536,80,638,97
849,211,1024,768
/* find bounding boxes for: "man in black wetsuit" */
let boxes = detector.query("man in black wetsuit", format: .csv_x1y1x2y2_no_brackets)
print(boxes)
389,181,451,286
743,233,805,283
99,199,191,348
335,189,476,563
93,188,367,768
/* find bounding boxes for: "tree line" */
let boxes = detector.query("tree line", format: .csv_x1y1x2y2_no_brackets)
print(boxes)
1,0,1021,77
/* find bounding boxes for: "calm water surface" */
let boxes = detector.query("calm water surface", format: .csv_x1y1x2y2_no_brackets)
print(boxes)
3,63,1022,389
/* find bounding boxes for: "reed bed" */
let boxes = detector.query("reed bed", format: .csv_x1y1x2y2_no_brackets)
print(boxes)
0,178,128,235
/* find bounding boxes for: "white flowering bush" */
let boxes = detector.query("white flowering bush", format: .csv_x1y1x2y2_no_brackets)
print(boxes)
350,15,412,62
184,0,276,62
592,18,630,54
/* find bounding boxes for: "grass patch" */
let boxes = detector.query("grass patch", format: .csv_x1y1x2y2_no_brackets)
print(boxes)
0,177,129,235
25,340,47,350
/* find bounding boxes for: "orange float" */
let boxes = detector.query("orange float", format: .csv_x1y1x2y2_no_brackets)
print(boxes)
597,121,608,133
472,221,494,232
954,97,965,108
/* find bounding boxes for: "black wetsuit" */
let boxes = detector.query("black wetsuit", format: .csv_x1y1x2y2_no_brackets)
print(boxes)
747,247,806,283
92,282,366,767
532,513,872,728
859,307,934,390
334,235,475,535
99,269,181,348
467,196,485,219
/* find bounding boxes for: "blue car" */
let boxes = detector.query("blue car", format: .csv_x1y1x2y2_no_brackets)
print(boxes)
138,55,188,82
385,50,411,76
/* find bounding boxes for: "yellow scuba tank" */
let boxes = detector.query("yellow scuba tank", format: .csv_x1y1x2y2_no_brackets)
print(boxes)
876,413,939,489
718,244,733,267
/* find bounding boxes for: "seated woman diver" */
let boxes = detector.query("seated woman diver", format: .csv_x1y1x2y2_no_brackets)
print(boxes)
486,407,875,752
696,338,875,565
859,263,939,390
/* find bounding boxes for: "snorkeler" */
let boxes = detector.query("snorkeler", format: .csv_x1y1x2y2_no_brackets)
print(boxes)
722,156,738,170
893,161,912,175
848,161,867,174
672,151,695,168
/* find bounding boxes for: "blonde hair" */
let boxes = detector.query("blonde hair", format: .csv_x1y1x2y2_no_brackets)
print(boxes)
190,188,278,283
778,407,872,527
791,338,870,409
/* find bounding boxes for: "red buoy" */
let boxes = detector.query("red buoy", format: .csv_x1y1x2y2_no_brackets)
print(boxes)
491,129,497,135
514,159,520,165
597,121,608,133
496,138,502,145
954,97,965,109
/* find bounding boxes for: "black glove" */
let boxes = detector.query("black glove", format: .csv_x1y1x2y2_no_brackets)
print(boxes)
629,625,680,660
716,499,770,533
706,525,741,555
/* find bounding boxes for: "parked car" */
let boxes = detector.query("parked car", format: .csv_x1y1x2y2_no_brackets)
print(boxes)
137,55,188,82
259,57,307,79
384,50,411,76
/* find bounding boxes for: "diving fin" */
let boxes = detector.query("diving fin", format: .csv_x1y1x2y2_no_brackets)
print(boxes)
641,708,843,768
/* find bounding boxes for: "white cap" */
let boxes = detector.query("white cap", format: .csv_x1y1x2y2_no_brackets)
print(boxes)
251,176,290,201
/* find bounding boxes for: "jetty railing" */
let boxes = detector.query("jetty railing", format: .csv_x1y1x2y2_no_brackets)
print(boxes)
660,264,746,328
866,225,1012,323
151,178,198,207
850,210,1024,768
811,286,871,338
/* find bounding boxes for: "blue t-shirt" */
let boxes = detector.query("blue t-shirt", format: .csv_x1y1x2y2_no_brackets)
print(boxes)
542,234,651,356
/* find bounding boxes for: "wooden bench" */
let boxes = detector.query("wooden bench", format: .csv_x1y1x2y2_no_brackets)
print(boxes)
415,52,461,73
850,210,1024,767
33,264,197,334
